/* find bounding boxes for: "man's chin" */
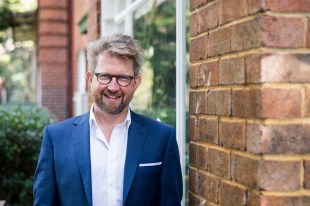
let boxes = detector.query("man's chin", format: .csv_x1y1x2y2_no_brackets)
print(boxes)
95,102,127,115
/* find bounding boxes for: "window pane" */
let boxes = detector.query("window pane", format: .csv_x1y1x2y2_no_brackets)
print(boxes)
132,0,176,127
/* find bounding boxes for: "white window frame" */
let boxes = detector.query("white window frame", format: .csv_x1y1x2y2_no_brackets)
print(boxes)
73,50,88,116
101,1,187,204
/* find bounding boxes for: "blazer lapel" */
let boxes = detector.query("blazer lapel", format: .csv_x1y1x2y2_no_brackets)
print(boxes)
123,112,147,204
72,113,92,206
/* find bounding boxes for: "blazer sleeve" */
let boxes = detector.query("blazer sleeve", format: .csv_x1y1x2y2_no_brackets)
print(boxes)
33,126,59,205
159,127,183,206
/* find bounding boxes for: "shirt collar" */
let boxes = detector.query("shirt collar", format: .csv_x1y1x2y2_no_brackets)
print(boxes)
89,104,132,129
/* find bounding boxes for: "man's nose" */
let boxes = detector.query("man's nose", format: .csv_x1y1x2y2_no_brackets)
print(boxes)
107,77,120,91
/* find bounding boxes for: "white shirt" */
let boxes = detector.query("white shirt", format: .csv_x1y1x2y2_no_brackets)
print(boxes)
89,105,131,206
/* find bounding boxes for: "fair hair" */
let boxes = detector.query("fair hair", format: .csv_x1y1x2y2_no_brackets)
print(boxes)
86,33,144,75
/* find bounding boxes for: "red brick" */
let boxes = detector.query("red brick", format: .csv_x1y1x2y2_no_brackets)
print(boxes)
232,89,261,118
200,61,219,86
304,160,310,189
261,88,301,118
199,118,219,144
196,0,208,8
197,8,207,34
39,8,68,21
208,27,230,57
219,120,246,151
247,123,310,154
189,193,209,206
258,160,301,191
246,123,263,154
190,117,199,141
41,64,68,88
306,86,310,117
207,147,230,178
245,53,265,84
190,38,199,62
263,0,310,12
260,195,310,206
38,48,68,64
190,144,208,170
199,35,208,60
42,88,68,121
206,2,219,31
219,181,246,206
215,90,231,116
39,35,68,47
189,143,200,167
87,0,101,41
307,18,310,47
231,154,259,188
190,13,198,37
39,0,68,8
189,91,207,114
219,57,245,85
198,146,208,171
246,191,261,206
190,0,197,11
189,167,199,193
38,22,68,35
189,65,198,88
231,18,262,52
189,92,197,114
261,16,304,48
206,90,216,115
198,171,220,204
261,54,310,83
219,0,247,25
248,0,264,14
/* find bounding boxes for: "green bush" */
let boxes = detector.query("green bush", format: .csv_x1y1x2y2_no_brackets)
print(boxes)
0,105,53,206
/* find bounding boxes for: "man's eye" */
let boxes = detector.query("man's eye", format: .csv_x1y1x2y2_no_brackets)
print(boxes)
99,74,111,80
118,76,130,81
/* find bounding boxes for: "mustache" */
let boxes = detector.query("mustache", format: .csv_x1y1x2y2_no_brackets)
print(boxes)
100,89,122,97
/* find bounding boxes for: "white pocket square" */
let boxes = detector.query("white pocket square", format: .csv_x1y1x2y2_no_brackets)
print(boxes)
139,162,162,167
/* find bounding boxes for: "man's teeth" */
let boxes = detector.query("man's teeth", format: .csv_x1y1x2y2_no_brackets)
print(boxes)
107,95,118,99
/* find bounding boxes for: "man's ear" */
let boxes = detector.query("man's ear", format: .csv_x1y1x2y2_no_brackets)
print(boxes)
86,71,93,82
134,75,142,90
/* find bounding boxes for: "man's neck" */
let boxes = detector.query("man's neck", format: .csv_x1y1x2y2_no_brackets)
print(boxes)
93,105,129,143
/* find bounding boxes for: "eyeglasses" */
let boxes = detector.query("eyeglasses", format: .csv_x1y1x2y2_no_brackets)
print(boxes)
94,73,135,87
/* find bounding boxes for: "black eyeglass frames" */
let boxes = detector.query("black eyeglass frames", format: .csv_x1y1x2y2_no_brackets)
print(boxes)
94,73,135,87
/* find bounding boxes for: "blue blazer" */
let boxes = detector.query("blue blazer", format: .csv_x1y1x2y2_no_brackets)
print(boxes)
33,111,183,206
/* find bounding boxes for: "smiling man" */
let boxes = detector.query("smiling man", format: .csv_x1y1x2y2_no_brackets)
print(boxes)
33,33,183,206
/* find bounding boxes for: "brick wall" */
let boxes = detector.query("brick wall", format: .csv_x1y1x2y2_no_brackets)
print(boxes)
72,0,88,95
37,0,70,121
189,0,310,205
86,0,101,107
87,0,101,41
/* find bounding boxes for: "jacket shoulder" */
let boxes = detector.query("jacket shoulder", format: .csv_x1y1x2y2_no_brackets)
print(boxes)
46,112,90,131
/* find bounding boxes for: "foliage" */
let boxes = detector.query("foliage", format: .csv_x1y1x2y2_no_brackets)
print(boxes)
0,104,53,206
134,0,176,109
0,5,11,31
0,43,34,103
0,0,24,33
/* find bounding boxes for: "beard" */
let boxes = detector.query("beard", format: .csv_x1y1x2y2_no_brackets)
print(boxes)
94,89,130,115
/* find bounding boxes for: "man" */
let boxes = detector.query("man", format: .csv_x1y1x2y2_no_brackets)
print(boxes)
33,33,183,206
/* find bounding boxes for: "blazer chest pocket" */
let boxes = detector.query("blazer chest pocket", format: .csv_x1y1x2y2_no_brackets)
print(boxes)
138,162,162,174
